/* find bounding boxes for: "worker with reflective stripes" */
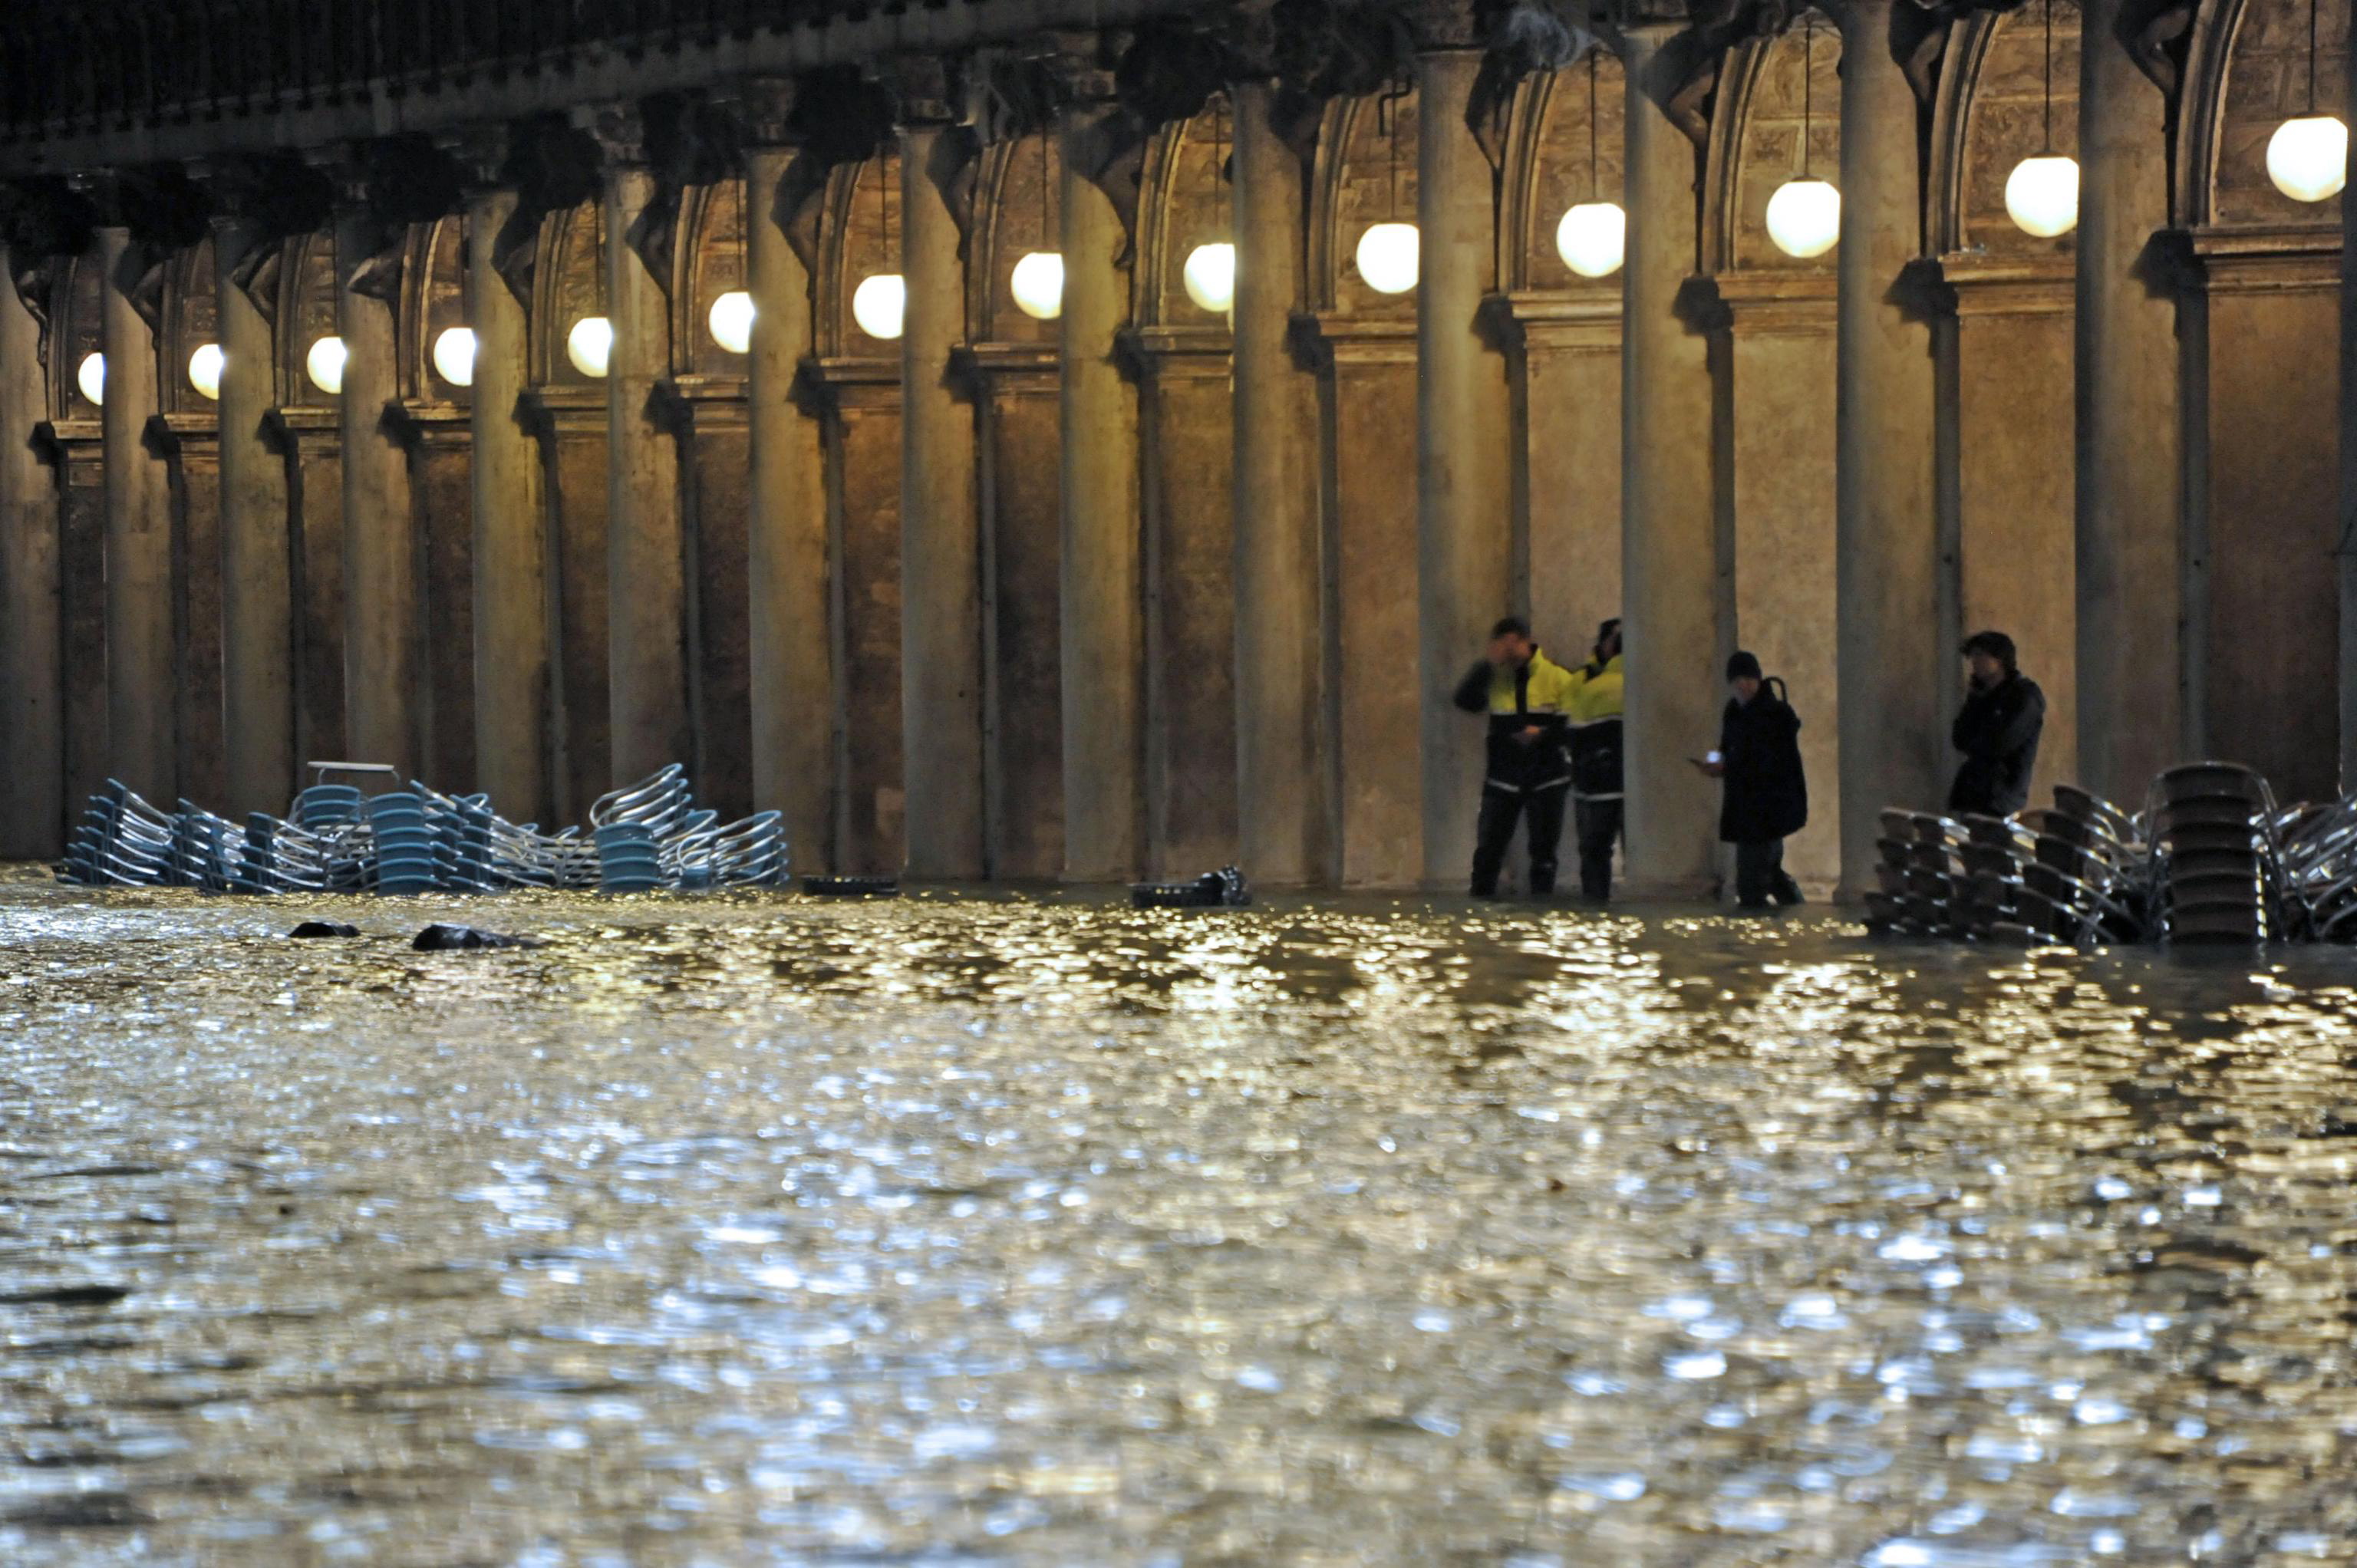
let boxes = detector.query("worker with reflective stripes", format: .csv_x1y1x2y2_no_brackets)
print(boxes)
1453,616,1578,898
1565,618,1625,901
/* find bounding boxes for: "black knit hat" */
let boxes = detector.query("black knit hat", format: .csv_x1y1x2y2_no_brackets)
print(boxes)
1960,630,2017,670
1726,651,1762,682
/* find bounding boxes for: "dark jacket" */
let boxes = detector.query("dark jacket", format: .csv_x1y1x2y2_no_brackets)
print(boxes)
1948,673,2045,817
1719,680,1808,844
1453,651,1575,791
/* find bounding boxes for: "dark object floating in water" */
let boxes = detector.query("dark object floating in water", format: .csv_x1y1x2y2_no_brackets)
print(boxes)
803,875,899,898
412,924,540,951
286,920,360,939
1,1282,132,1308
1132,867,1251,910
2,1491,154,1529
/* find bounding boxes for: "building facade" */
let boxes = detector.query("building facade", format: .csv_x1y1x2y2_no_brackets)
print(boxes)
0,0,2346,892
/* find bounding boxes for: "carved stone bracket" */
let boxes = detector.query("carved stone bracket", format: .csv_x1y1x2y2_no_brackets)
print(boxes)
574,102,678,301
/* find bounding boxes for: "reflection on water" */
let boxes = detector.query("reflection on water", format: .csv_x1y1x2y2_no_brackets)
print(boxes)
3,872,2355,1566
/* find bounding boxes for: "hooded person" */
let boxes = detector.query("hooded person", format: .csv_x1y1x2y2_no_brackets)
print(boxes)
1948,630,2045,818
1696,651,1807,911
1452,616,1578,897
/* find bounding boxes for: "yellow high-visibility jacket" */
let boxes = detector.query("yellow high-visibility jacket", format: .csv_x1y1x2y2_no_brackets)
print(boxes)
1453,649,1578,791
1564,654,1624,799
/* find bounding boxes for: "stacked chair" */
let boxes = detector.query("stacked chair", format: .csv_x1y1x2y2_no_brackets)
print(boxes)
56,764,792,898
2012,789,2148,944
594,824,667,892
1865,811,1967,936
365,789,440,894
1862,763,2357,950
63,779,176,887
2281,800,2357,940
2143,763,2283,946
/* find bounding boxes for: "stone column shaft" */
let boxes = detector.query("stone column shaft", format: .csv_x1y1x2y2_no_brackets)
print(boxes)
1833,0,1942,891
1416,48,1514,888
0,252,62,855
2343,14,2357,793
605,161,691,786
745,146,836,869
1058,107,1145,880
2075,0,2184,802
899,123,987,878
1231,79,1327,886
336,206,419,777
1620,28,1721,894
215,218,294,815
97,226,176,800
468,185,550,822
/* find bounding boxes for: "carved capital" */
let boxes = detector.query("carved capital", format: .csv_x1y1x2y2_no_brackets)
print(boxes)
737,77,801,150
889,55,967,127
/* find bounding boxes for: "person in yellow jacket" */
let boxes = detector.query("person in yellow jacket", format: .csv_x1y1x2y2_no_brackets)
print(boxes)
1564,618,1625,901
1452,617,1580,898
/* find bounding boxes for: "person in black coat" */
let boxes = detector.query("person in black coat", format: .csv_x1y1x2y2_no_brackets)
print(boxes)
1951,627,2045,811
1695,651,1807,911
1947,630,2045,818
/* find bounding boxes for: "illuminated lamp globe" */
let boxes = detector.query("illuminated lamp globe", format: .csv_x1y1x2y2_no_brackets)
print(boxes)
1765,176,1841,259
2265,114,2348,204
1010,251,1065,321
852,274,905,341
76,351,105,407
187,342,223,401
1355,221,1419,295
1555,201,1627,278
708,290,755,354
2004,154,2080,238
432,327,477,387
566,316,613,377
305,335,348,396
1182,242,1235,315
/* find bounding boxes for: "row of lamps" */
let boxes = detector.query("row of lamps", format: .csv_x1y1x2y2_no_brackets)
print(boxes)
79,12,2353,410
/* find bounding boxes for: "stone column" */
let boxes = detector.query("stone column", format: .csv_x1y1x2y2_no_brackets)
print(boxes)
96,225,176,800
0,254,62,855
1416,44,1514,888
466,180,551,823
213,216,294,815
1620,25,1720,896
1058,103,1145,880
1831,0,1941,891
1231,78,1327,885
744,129,836,869
335,202,420,778
2075,0,2183,803
899,119,987,879
2344,21,2357,794
600,128,691,786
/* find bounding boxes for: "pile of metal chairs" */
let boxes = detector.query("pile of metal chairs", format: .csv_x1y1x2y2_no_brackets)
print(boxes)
58,763,787,896
1867,761,2357,948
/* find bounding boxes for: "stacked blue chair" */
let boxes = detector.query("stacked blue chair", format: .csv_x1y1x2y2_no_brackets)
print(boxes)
61,780,173,886
164,805,239,891
56,760,794,901
233,812,331,894
707,811,789,887
366,790,440,894
594,822,667,892
419,787,502,891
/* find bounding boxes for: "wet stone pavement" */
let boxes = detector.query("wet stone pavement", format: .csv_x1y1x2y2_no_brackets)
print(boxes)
2,870,2355,1566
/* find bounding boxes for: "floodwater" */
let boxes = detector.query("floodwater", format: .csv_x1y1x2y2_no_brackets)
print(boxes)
4,871,2356,1567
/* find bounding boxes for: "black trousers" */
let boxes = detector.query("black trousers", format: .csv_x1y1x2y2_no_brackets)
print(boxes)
1472,782,1568,897
1733,838,1802,908
1574,798,1623,900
